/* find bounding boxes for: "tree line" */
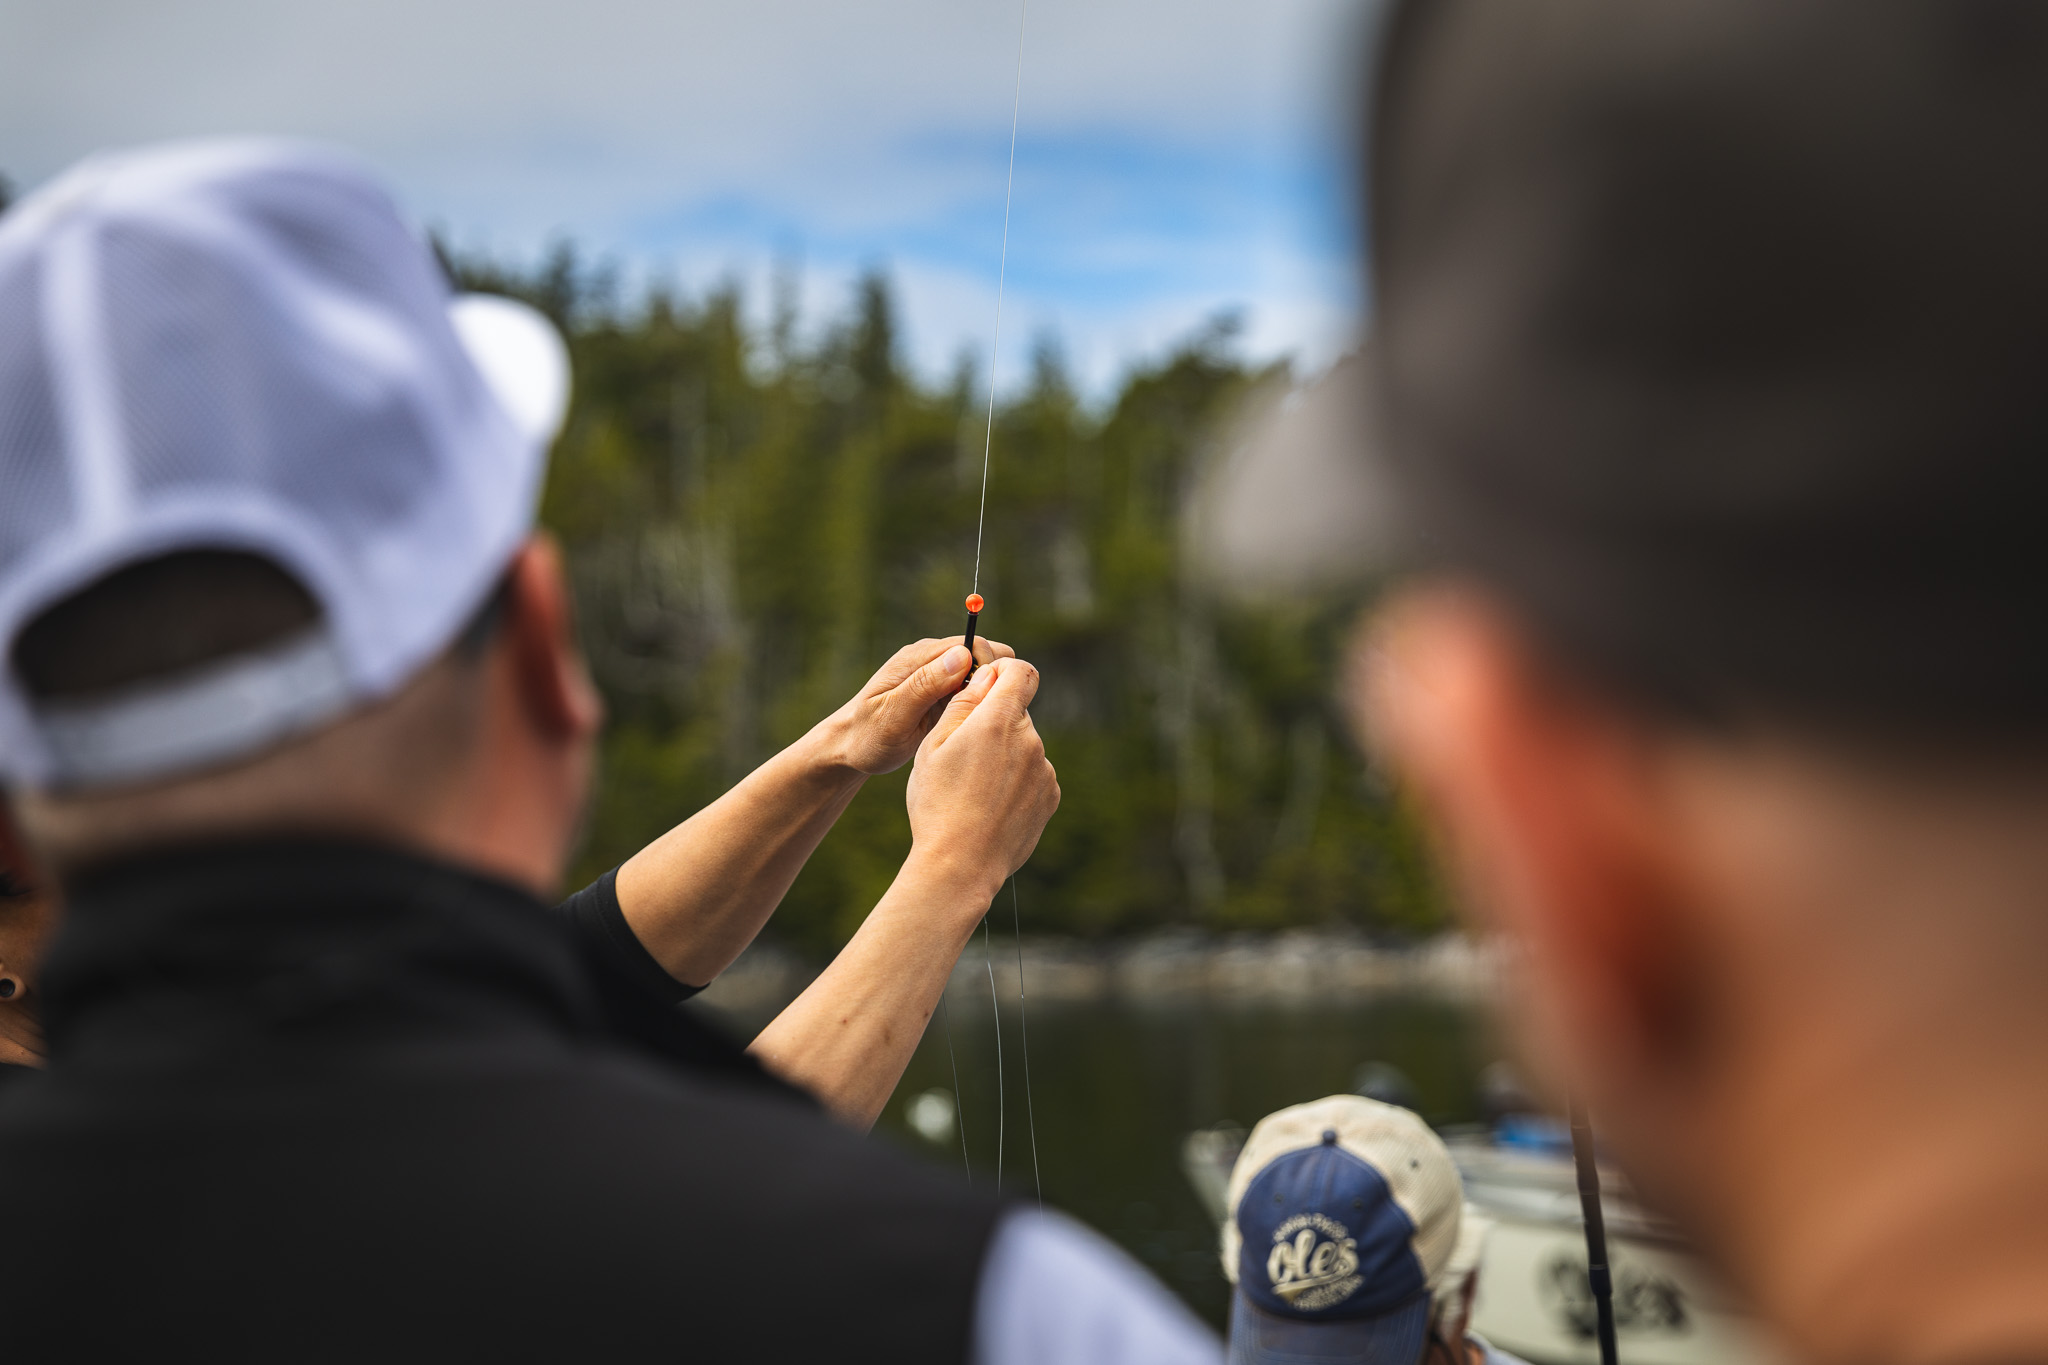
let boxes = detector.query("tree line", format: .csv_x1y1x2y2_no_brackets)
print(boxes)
453,247,1446,953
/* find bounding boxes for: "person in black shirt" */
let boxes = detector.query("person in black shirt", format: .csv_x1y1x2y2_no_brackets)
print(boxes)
0,141,1216,1363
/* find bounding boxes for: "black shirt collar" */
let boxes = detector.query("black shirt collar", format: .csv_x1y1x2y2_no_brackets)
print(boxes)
40,838,603,1069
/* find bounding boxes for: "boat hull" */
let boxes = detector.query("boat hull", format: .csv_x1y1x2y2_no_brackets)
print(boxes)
1468,1206,1778,1365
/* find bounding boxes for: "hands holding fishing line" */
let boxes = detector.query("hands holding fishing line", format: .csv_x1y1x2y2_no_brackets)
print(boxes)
906,652,1061,904
817,626,1062,904
614,631,1020,984
821,632,1060,891
753,647,1060,1128
823,633,1015,776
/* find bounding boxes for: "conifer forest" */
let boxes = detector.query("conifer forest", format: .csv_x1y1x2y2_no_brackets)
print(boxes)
458,248,1445,954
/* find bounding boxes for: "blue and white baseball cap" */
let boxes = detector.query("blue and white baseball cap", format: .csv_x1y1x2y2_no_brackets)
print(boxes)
0,139,569,789
1222,1095,1464,1365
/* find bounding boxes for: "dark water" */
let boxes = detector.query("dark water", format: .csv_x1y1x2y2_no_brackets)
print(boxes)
860,993,1498,1326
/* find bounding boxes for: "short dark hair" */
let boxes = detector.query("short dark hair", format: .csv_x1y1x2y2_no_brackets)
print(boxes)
11,551,319,702
1367,0,2048,738
11,550,516,705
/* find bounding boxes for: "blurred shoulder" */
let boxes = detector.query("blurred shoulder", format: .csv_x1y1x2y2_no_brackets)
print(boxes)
974,1207,1221,1365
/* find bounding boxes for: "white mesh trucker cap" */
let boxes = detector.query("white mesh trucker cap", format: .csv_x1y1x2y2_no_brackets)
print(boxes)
0,139,569,790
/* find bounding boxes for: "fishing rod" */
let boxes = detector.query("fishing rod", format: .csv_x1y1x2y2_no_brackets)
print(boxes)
1568,1098,1620,1365
962,592,985,678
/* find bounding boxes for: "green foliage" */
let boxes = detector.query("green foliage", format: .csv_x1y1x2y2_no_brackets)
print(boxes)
456,247,1448,952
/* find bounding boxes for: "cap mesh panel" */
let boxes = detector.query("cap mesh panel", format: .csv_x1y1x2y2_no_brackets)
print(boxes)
0,261,75,574
102,215,436,549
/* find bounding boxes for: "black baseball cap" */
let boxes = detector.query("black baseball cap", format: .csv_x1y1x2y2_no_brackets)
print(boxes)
1205,0,2048,737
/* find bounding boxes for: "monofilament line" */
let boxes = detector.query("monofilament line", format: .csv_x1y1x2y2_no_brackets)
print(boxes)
1011,877,1043,1207
940,992,971,1183
984,917,1005,1188
970,0,1029,596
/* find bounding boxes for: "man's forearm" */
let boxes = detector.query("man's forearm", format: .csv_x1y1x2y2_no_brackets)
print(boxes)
612,715,866,987
748,847,999,1129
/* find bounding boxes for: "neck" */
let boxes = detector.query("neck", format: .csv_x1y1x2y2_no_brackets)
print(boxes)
1627,897,2048,1364
1633,740,2048,1365
1703,1009,2048,1365
16,643,586,906
406,750,581,902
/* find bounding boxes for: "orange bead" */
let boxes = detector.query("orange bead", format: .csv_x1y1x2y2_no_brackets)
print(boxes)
965,594,985,614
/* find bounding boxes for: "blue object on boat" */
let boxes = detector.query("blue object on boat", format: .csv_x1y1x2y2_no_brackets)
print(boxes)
1495,1114,1573,1157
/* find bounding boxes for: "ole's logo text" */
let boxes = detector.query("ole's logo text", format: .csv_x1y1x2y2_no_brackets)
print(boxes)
1267,1214,1363,1312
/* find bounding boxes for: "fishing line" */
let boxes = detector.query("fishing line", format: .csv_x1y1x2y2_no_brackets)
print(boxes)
958,0,1036,1201
983,916,1005,1188
1010,876,1042,1207
970,0,1027,596
939,991,971,1183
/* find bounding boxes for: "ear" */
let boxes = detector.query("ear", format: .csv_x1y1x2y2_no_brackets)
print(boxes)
1453,1268,1481,1342
1357,588,1709,1112
501,534,604,744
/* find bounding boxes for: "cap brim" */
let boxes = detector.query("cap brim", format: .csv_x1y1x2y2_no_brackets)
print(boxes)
1185,350,1406,600
448,293,571,447
1228,1288,1432,1365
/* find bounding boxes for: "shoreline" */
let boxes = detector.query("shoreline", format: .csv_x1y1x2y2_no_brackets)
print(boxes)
692,928,1504,1022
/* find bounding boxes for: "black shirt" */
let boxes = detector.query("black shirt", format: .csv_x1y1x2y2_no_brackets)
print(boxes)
557,865,704,1005
0,867,714,1098
0,839,1003,1362
551,865,781,1091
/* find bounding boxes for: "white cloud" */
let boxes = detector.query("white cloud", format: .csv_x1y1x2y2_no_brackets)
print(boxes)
1,0,1378,395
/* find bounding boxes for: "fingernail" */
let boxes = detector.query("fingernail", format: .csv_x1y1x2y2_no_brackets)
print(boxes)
943,646,970,672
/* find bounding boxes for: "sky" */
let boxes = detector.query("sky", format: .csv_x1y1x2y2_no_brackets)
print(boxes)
0,0,1378,398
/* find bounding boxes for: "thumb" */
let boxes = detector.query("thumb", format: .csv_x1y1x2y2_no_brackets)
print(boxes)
970,654,1041,722
919,656,1000,757
896,645,973,714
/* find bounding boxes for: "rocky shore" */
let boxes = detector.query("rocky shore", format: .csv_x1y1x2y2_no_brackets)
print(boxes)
693,928,1504,1022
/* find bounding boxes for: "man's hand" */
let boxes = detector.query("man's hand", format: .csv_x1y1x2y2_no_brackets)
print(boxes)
905,656,1061,900
825,634,1016,777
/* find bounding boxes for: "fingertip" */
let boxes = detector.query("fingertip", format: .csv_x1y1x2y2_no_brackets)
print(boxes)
941,645,971,673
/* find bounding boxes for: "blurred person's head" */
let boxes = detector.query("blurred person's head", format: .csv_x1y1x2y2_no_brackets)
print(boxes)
1220,1095,1464,1365
1204,3,2048,1363
0,140,596,894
